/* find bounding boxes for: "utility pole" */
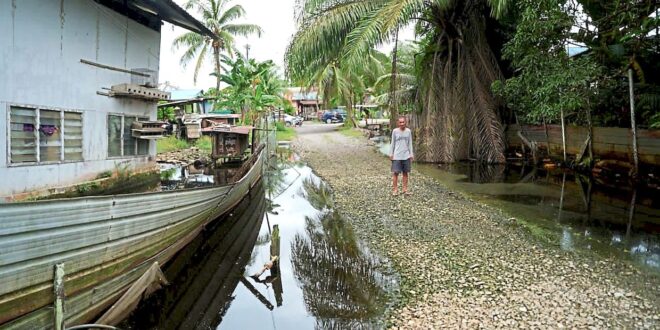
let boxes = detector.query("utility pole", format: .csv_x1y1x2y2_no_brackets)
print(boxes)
245,44,251,60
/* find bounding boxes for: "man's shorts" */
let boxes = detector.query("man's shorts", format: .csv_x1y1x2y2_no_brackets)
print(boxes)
391,159,411,174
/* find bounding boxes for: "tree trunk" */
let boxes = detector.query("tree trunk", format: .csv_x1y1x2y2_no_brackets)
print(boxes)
628,68,639,174
388,28,399,130
213,41,221,92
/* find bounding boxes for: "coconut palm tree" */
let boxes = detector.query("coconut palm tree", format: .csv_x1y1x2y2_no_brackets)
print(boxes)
286,0,510,163
173,0,263,90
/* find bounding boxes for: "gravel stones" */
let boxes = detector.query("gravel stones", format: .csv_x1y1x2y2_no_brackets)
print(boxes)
293,127,660,329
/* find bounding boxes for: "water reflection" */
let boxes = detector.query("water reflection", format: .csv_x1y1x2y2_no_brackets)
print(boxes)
219,161,395,329
159,162,243,190
131,154,395,329
121,183,266,329
292,179,390,328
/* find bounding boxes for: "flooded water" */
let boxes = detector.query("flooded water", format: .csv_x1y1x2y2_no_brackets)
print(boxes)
378,142,660,272
159,161,243,190
123,150,396,329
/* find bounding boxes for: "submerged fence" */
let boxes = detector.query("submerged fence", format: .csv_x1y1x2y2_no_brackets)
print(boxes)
506,124,660,166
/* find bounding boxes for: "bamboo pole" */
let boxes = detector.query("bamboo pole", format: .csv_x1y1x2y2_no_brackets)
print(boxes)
628,68,639,173
560,108,567,162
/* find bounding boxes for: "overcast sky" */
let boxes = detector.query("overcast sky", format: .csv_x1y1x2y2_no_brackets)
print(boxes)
159,0,415,90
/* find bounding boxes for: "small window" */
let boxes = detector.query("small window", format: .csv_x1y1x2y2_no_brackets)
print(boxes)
63,112,83,161
39,109,62,162
9,107,37,163
108,114,151,157
108,115,123,157
136,117,149,156
9,105,84,164
123,116,136,156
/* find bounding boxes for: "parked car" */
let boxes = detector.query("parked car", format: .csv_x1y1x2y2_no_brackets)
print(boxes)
322,111,344,124
270,114,303,126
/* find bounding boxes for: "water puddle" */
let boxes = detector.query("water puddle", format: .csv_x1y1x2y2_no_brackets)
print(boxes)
378,142,660,272
123,150,397,329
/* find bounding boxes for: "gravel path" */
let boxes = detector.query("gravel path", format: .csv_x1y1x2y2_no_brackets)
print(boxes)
293,124,660,329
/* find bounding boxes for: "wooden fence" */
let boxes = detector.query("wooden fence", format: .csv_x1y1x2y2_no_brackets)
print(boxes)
505,124,660,166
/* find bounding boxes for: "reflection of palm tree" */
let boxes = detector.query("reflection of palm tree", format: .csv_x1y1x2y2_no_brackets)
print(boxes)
291,180,388,326
264,164,288,197
300,178,334,211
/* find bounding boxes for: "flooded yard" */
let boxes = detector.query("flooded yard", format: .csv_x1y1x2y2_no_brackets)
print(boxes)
123,151,397,329
378,142,660,272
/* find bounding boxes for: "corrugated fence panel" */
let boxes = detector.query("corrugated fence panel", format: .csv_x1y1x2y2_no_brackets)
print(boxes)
506,125,660,165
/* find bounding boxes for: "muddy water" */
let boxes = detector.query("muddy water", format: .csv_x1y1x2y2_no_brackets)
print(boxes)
378,142,660,272
123,152,396,329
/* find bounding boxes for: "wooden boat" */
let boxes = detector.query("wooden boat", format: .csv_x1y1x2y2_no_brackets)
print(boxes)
0,143,268,329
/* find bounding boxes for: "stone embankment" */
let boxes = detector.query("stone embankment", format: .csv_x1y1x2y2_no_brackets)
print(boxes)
294,125,659,329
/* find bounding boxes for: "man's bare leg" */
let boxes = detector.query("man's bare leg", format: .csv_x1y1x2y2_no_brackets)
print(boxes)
402,173,409,194
392,173,399,195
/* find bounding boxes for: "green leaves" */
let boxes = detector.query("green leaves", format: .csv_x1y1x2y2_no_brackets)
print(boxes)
495,0,602,123
219,56,287,122
173,0,262,88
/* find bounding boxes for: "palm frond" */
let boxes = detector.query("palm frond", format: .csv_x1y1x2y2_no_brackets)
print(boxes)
218,4,246,24
222,24,263,38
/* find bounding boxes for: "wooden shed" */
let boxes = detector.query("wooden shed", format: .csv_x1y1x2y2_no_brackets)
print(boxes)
203,125,253,160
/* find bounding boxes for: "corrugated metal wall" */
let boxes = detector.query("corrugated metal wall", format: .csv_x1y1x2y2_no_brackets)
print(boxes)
506,125,660,165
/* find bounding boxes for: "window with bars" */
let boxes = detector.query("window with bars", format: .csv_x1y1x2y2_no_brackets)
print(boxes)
107,114,150,157
9,106,83,164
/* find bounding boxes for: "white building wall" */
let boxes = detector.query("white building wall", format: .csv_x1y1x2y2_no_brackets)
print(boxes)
0,0,161,200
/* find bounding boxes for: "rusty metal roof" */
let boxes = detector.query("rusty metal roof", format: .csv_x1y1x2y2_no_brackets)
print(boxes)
203,125,253,135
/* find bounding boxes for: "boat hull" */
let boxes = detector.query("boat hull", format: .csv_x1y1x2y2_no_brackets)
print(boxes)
0,150,265,329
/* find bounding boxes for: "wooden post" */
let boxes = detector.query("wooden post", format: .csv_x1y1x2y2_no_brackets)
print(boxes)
560,108,567,163
628,68,639,173
626,188,637,240
557,172,566,222
54,263,65,330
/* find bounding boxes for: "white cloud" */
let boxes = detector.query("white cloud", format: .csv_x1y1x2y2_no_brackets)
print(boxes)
160,0,297,90
159,0,417,90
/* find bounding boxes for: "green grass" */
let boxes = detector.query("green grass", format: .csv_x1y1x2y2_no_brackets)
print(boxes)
157,136,190,154
156,136,213,154
339,126,364,138
195,136,213,153
275,126,297,141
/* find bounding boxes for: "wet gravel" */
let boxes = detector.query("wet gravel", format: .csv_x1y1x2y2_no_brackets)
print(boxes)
293,126,660,329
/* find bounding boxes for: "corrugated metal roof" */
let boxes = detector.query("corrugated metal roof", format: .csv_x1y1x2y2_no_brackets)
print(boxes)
99,0,216,38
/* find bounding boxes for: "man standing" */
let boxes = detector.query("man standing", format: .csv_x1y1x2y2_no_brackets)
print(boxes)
389,117,414,196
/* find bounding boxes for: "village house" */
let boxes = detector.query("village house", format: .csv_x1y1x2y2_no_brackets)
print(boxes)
0,0,213,200
284,87,321,120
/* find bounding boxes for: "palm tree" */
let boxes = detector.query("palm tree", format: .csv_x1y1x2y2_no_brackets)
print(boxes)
219,55,285,122
286,0,510,163
173,0,263,90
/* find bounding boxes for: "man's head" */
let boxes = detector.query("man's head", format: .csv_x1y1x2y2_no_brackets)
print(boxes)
397,117,407,130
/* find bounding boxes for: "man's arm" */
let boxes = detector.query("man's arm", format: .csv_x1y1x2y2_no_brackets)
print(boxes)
389,130,396,160
408,129,414,160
